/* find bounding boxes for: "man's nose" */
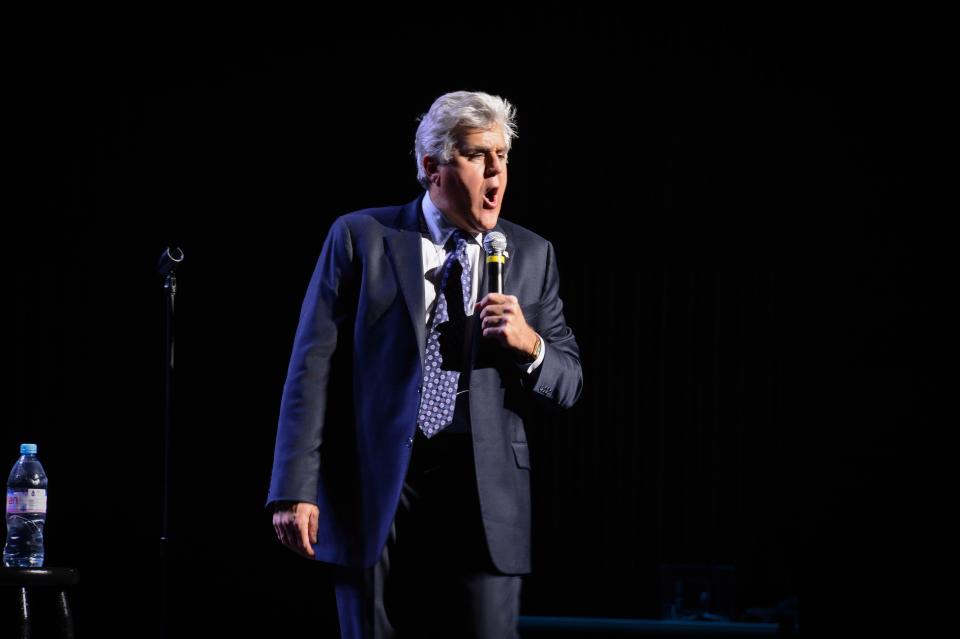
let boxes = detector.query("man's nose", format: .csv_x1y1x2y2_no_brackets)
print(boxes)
485,153,503,176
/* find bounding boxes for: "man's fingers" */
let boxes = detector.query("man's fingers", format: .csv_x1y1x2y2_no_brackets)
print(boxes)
289,517,313,557
298,517,315,557
476,293,516,309
483,315,508,329
479,304,515,320
482,307,527,330
483,326,506,338
274,512,301,554
289,507,316,557
272,504,318,558
282,515,298,550
479,299,522,320
273,514,290,547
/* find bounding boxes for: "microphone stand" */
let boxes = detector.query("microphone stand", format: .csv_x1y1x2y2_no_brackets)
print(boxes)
157,246,183,638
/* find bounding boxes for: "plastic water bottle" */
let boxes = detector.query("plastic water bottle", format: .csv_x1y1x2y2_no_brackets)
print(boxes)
4,443,48,567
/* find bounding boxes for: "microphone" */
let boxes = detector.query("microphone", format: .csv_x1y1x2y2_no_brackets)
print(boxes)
483,232,507,294
157,246,185,276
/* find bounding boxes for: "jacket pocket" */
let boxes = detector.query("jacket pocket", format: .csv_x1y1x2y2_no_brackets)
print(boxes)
511,441,531,469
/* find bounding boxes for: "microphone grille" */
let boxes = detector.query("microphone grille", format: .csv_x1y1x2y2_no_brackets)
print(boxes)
483,231,507,255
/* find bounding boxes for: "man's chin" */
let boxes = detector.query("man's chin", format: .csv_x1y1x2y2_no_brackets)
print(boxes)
474,209,501,232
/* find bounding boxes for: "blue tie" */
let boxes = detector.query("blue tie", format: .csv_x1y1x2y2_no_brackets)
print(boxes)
418,231,471,438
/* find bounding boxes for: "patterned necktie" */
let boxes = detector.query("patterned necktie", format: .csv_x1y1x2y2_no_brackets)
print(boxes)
418,231,471,438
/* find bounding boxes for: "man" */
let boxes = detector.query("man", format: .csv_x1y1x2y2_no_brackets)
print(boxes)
267,91,582,638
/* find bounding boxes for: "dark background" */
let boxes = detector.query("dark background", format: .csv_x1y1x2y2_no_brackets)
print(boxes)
7,10,931,637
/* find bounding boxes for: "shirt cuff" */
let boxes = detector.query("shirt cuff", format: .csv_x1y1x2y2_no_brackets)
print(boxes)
518,333,545,375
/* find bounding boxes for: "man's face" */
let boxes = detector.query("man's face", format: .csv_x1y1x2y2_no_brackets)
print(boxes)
427,124,508,234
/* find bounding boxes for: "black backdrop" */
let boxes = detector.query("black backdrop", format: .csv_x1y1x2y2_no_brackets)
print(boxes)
8,11,928,637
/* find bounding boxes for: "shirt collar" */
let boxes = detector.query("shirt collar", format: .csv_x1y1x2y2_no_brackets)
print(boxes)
422,191,483,248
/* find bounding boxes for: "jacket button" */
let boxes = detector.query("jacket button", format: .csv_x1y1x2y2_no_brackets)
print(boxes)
405,436,414,448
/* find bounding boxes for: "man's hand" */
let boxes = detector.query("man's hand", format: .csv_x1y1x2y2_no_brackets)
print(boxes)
272,501,319,558
475,293,539,360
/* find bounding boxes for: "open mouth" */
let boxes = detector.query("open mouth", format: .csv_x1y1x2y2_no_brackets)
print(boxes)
482,186,499,209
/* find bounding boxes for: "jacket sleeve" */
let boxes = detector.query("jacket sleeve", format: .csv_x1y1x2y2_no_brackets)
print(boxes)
523,240,583,411
266,217,356,508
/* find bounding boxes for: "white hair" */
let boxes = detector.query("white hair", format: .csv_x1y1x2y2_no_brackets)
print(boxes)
414,91,518,189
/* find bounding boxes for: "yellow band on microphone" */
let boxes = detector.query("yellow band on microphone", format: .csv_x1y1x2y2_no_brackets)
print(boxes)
486,255,506,264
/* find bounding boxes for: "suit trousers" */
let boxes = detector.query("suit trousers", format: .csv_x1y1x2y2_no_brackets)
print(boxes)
332,430,522,639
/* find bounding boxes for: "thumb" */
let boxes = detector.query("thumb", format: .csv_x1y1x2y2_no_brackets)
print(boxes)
309,508,319,544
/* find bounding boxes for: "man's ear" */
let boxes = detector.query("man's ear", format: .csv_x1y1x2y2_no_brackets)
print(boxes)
423,155,440,185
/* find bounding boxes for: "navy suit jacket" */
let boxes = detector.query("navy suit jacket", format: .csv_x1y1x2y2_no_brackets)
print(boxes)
267,194,582,574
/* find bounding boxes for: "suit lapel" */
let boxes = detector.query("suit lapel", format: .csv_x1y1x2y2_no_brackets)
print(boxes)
385,196,427,368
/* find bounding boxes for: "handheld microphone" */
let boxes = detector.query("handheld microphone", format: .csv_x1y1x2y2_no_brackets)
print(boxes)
483,232,507,294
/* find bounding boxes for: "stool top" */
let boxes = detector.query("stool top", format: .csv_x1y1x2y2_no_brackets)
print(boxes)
0,567,80,587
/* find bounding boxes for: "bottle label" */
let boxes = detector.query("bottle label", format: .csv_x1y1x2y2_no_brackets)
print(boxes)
6,489,47,514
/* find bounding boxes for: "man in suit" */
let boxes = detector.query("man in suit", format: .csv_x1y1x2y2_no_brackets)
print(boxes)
267,91,582,638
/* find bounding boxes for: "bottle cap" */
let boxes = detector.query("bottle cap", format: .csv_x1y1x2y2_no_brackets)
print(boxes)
20,443,38,455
